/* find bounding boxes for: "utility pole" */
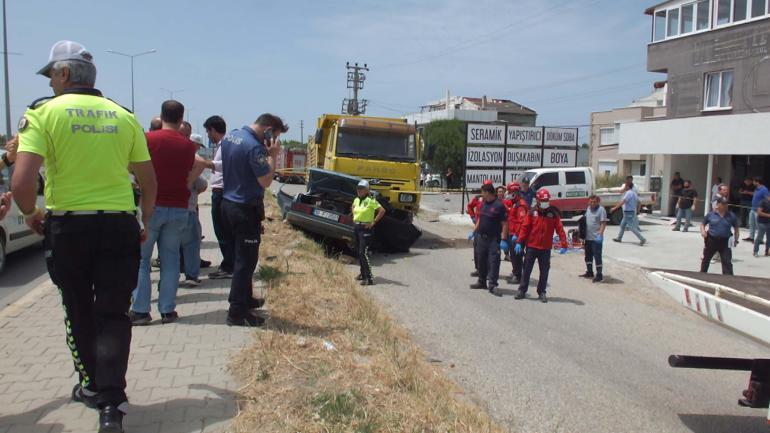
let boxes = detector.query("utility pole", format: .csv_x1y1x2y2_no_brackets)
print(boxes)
341,62,369,116
300,120,304,145
106,49,156,113
2,0,11,139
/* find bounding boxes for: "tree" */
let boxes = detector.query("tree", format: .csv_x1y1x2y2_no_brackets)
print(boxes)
423,120,466,187
281,140,306,151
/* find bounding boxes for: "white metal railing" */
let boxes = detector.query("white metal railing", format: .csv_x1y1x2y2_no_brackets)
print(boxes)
654,271,770,310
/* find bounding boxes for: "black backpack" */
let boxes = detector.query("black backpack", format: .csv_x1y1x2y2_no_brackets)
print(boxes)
577,215,587,240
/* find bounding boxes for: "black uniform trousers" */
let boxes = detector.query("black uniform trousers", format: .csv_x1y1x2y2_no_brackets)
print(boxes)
518,246,551,295
474,234,501,286
700,235,733,275
44,213,140,407
354,224,374,280
222,199,262,316
584,240,603,272
510,246,523,280
211,189,234,273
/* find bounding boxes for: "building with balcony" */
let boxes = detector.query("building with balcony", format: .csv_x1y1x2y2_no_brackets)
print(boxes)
404,92,537,128
619,0,770,216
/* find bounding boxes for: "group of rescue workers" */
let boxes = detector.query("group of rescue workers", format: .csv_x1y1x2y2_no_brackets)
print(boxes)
466,180,572,303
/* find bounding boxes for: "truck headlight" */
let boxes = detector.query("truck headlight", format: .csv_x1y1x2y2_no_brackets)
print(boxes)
399,193,416,203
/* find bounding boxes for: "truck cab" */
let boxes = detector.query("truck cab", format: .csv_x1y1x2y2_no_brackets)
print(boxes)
522,167,593,217
309,115,421,214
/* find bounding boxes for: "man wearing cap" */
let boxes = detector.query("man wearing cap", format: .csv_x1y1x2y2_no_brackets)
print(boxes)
470,183,509,297
505,182,528,285
352,179,386,286
12,40,157,433
700,197,739,275
220,114,286,326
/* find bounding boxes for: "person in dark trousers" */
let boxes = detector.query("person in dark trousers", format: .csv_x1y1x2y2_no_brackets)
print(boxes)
580,195,608,283
700,197,740,275
505,182,528,284
467,179,493,278
514,188,568,303
202,115,235,279
673,180,697,232
739,178,755,228
746,176,769,242
753,195,770,257
352,180,386,286
13,40,158,433
470,183,509,297
221,114,287,326
611,177,647,246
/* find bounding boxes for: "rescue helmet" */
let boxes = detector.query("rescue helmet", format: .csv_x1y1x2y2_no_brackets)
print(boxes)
482,179,494,186
536,188,551,202
507,182,521,193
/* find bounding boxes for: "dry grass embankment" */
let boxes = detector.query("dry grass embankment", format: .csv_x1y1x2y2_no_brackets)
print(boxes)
229,196,505,433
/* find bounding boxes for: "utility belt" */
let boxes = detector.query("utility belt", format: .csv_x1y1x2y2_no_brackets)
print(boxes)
476,233,500,240
355,222,374,227
212,187,223,193
46,210,137,217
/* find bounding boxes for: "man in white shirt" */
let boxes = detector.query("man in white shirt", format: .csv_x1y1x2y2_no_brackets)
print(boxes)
202,115,234,279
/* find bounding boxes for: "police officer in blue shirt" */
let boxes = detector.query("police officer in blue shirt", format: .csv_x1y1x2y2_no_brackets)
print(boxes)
220,114,287,326
700,196,740,275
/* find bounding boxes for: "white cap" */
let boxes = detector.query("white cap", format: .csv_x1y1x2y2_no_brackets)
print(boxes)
190,133,205,146
357,179,370,189
37,40,94,77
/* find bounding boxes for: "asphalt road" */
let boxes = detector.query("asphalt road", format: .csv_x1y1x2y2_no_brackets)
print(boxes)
270,181,770,433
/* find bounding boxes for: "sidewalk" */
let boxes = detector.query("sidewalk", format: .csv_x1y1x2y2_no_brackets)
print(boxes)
0,206,254,433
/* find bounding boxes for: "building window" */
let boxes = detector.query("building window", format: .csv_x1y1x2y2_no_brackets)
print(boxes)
734,0,748,20
718,0,732,24
752,0,767,17
600,127,618,145
654,10,667,41
667,8,680,36
704,70,734,110
681,3,695,33
697,0,712,29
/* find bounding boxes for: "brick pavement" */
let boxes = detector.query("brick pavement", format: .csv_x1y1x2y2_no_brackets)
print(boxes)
0,209,259,433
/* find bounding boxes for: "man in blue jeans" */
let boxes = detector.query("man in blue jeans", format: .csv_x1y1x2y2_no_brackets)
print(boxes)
673,180,697,232
130,100,197,325
746,176,769,243
611,178,647,246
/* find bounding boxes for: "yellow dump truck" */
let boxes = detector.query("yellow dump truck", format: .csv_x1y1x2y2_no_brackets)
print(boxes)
280,114,422,252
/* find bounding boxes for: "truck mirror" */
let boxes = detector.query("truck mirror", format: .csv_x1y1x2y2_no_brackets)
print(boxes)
314,128,323,144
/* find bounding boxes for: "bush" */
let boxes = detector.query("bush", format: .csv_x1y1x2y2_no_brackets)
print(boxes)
595,173,625,189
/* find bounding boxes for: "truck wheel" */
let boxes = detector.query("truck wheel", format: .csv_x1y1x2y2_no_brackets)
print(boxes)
609,208,623,225
0,238,6,275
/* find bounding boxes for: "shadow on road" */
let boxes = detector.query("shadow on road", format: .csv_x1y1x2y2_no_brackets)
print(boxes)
678,413,767,433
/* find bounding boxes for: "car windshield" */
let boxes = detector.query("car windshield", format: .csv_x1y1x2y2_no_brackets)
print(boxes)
522,171,537,184
336,129,416,162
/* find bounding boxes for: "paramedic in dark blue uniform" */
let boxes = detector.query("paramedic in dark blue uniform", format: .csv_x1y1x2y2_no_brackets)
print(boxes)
220,113,287,326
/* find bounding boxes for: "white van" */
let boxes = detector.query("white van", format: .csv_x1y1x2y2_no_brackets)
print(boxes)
0,162,46,273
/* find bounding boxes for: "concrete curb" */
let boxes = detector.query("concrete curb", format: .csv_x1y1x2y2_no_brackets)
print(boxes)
0,280,54,320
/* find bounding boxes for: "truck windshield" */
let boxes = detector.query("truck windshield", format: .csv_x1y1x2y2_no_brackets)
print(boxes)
336,130,416,162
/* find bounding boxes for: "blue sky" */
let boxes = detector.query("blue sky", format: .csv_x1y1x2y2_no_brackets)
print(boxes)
4,0,659,143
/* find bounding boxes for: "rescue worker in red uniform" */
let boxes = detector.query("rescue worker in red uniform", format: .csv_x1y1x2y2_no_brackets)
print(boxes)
468,179,493,277
514,189,568,303
505,182,529,284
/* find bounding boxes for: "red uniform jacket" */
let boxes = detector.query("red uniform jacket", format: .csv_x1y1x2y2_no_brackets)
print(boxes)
467,195,483,221
518,206,569,250
507,198,528,238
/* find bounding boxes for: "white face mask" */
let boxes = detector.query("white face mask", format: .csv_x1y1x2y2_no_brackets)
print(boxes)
539,201,549,209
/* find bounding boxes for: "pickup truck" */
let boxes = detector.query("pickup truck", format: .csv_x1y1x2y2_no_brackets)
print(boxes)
522,167,656,224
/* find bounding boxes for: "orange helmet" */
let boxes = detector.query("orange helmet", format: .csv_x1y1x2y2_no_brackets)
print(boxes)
507,182,521,193
482,179,494,186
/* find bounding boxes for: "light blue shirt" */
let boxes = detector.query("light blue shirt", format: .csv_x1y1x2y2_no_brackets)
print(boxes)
622,189,638,212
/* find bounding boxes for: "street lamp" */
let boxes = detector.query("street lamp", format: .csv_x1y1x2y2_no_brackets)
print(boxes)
160,88,184,100
106,48,156,112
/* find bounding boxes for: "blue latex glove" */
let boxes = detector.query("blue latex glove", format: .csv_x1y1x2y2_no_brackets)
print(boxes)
510,235,518,243
514,244,523,255
595,234,603,243
500,240,509,252
559,247,568,255
467,231,475,240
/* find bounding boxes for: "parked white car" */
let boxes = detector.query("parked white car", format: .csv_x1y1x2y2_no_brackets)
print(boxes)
0,162,45,273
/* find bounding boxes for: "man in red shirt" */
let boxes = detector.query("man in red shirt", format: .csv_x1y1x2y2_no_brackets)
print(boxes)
513,188,568,303
130,100,197,325
505,182,528,284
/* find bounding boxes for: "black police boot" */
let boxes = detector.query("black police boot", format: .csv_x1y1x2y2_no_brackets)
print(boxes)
579,271,594,278
593,273,604,283
538,293,548,303
489,285,502,297
355,274,364,281
71,384,98,409
470,280,487,290
248,297,266,309
470,270,480,278
514,289,526,300
98,405,124,433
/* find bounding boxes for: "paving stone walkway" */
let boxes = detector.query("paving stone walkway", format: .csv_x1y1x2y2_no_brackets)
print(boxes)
0,208,256,433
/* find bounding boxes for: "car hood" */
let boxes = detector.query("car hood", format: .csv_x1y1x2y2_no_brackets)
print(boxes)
307,168,362,200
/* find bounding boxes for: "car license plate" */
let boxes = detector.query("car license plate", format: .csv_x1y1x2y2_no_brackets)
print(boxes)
313,209,339,222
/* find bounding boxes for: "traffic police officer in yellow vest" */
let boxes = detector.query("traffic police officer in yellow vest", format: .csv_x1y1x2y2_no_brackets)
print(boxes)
352,180,385,286
12,40,157,433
